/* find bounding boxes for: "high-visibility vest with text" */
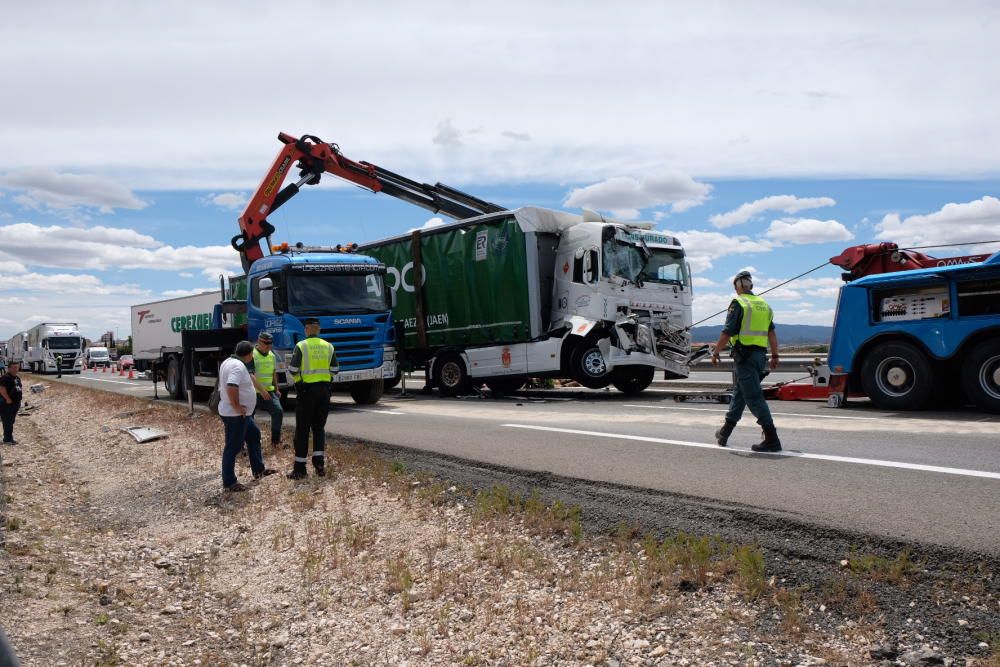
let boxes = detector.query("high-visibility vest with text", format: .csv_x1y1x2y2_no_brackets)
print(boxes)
252,347,276,391
732,294,773,349
292,336,334,384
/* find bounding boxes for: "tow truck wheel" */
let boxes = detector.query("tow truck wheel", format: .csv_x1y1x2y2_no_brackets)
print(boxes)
165,356,183,400
860,341,934,410
612,366,655,395
350,379,384,405
961,338,1000,413
570,340,612,389
433,353,471,397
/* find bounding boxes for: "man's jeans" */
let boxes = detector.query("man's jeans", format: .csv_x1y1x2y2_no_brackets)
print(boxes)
0,401,19,442
725,347,775,428
221,415,264,488
255,393,284,443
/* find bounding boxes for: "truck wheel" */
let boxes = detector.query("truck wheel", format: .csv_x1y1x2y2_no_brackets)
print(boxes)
433,353,471,397
612,366,655,395
165,356,183,400
350,379,384,405
570,341,612,389
485,377,525,394
860,341,934,410
961,339,1000,413
384,370,402,390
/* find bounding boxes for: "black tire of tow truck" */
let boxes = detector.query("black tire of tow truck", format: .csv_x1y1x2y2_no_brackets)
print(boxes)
433,353,472,397
350,379,384,405
165,356,183,400
961,338,1000,414
860,341,934,410
611,366,655,395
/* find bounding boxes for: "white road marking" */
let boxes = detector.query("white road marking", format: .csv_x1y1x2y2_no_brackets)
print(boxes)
623,403,881,421
75,376,148,387
339,407,406,416
503,423,1000,480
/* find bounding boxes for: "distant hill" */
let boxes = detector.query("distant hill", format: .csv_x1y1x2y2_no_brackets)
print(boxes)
691,323,832,345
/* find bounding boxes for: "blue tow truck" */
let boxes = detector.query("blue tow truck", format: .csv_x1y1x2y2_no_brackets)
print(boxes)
826,249,1000,412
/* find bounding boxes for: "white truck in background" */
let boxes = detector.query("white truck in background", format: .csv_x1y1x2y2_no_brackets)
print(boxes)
5,332,27,366
131,291,228,396
24,322,85,374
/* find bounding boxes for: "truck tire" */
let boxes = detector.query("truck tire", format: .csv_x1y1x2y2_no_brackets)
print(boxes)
570,340,612,389
350,379,384,405
433,353,471,397
165,356,183,400
384,370,402,390
612,366,655,395
860,341,934,410
485,377,525,394
961,338,1000,413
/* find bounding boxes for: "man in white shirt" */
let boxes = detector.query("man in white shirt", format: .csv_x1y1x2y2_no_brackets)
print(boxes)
219,341,276,492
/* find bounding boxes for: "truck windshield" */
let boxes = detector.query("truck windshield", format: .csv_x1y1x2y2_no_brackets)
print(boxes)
47,337,81,350
287,273,387,315
602,240,688,286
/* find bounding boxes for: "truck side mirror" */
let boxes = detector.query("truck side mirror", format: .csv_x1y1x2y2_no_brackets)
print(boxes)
259,277,274,313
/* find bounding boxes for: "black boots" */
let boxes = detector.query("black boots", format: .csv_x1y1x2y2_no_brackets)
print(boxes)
751,424,782,453
715,420,737,447
287,463,307,480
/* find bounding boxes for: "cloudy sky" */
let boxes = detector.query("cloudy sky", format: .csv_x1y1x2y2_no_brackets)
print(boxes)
1,1,999,340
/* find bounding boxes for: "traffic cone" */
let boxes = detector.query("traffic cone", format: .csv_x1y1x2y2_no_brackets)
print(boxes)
119,366,125,377
127,369,135,379
102,365,107,373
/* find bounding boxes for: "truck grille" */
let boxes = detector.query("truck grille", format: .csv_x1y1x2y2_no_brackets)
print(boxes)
319,326,379,371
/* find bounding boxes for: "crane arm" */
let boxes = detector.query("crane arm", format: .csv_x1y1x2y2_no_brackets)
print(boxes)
830,242,989,281
233,132,506,272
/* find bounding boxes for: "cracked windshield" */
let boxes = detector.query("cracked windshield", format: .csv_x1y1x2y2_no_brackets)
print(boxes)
602,238,687,286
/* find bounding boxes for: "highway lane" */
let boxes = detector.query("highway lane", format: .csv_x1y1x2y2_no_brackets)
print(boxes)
39,370,1000,554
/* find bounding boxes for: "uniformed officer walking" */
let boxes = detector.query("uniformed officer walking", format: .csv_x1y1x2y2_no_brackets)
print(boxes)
286,318,338,479
250,331,284,449
711,271,782,452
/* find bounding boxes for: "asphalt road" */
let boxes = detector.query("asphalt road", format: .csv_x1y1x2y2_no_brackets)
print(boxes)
37,369,1000,555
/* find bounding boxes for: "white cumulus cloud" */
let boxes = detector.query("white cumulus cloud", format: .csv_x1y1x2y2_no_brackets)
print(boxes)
564,172,713,219
0,169,147,213
710,195,836,228
875,196,1000,252
765,218,854,245
203,192,250,210
673,230,774,272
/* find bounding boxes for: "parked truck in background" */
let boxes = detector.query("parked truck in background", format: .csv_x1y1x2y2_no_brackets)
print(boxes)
24,322,85,374
4,332,27,366
826,249,1000,412
361,207,694,395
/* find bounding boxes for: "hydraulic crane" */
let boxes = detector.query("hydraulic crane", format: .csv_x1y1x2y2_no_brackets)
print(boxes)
233,132,506,272
829,242,990,282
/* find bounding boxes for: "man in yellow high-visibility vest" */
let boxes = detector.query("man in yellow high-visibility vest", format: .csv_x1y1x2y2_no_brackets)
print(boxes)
250,331,283,450
711,271,782,452
286,318,338,479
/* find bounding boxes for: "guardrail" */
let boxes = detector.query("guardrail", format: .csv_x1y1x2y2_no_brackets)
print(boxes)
689,356,825,373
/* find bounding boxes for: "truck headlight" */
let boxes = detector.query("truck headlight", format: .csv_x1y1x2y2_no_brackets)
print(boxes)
382,347,396,361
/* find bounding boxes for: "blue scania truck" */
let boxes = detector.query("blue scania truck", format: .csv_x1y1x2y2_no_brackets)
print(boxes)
826,249,1000,413
132,245,397,405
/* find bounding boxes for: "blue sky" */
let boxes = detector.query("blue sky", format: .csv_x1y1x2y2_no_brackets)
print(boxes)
1,2,999,340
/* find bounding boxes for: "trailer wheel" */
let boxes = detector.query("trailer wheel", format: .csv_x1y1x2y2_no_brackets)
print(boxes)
961,338,1000,413
433,353,471,397
350,379,384,405
165,356,183,400
860,341,934,410
570,340,612,389
611,366,655,395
